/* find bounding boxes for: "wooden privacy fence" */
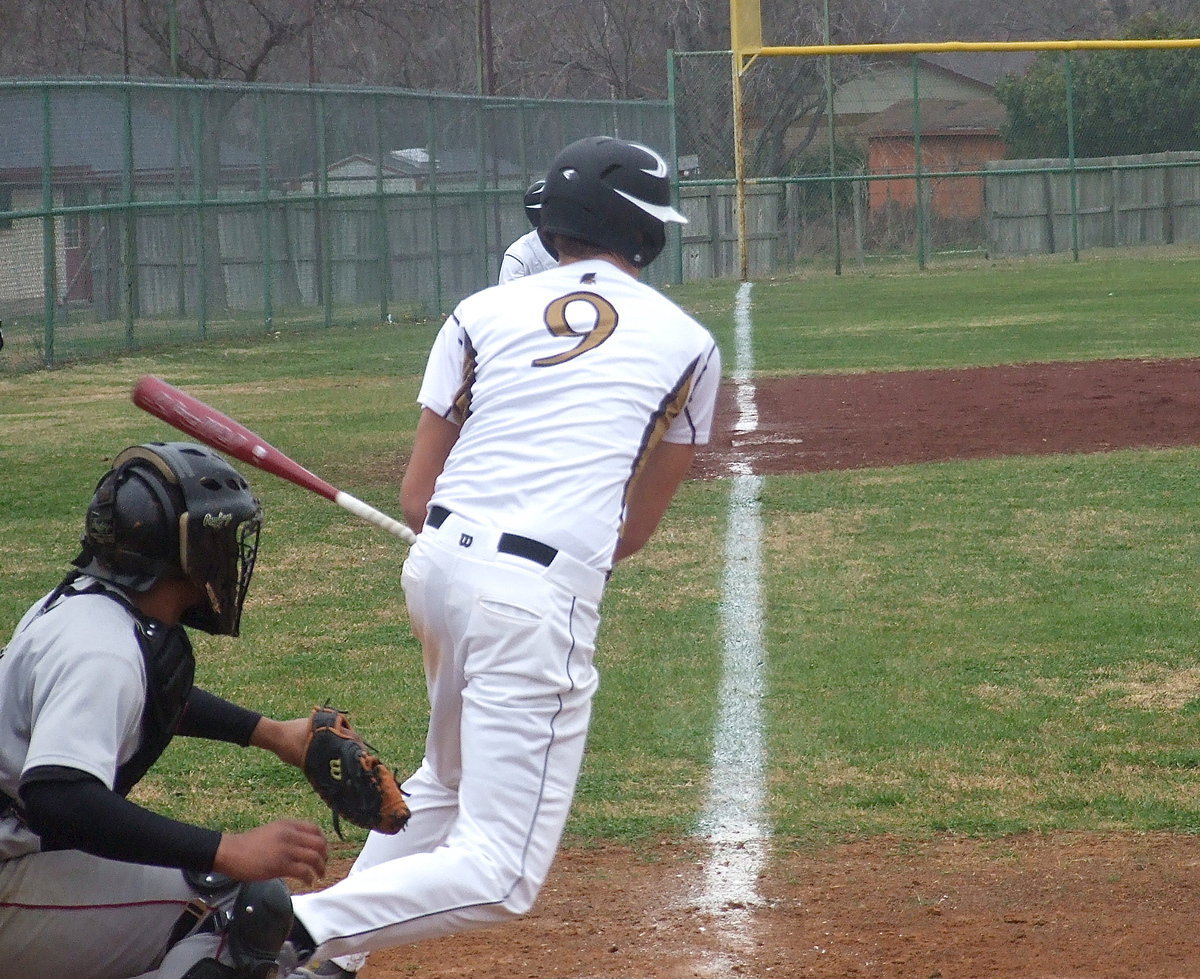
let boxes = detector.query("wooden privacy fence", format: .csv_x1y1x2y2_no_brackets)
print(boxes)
85,158,1200,317
88,194,528,320
677,184,781,280
985,151,1200,256
82,185,778,309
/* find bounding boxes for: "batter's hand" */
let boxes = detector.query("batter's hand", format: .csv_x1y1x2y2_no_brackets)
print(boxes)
214,819,328,885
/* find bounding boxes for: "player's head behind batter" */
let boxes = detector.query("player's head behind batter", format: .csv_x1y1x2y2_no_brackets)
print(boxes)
523,179,546,228
73,441,262,636
538,135,686,269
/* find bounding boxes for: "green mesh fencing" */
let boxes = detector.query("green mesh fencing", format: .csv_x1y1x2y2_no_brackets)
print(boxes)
6,50,1198,371
0,78,674,371
669,43,1200,278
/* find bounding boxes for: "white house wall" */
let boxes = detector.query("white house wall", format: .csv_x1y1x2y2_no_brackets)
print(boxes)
0,187,68,309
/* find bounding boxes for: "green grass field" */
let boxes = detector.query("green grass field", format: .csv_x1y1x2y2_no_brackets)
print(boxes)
2,247,1199,852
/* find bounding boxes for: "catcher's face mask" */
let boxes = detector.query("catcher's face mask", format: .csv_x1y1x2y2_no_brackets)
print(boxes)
179,495,262,637
75,442,262,636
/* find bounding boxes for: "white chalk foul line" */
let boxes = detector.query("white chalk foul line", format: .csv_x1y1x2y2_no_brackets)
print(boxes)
701,473,768,905
692,282,769,971
729,281,760,474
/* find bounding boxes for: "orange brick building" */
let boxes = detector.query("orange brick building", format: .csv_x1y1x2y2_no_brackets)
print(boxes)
861,97,1007,221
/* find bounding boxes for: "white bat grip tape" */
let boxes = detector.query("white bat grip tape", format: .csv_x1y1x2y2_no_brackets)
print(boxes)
335,491,417,544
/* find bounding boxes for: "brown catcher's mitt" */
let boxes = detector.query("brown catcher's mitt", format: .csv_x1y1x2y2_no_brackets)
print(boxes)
303,705,410,838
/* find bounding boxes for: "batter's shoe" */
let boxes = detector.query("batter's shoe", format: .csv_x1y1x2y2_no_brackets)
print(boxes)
274,941,310,976
286,961,356,978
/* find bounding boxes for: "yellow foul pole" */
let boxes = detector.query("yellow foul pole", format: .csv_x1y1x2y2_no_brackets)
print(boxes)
729,0,762,281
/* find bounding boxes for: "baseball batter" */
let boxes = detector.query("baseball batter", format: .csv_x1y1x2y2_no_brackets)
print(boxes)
0,442,327,978
280,136,720,978
497,179,559,283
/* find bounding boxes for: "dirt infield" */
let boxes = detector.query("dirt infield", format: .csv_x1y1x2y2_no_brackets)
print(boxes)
693,357,1200,479
356,357,1200,978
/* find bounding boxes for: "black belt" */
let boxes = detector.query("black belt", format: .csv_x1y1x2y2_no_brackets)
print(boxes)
426,505,558,568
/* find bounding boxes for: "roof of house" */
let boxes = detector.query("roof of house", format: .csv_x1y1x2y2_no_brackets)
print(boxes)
860,97,1007,137
301,148,527,185
831,54,1000,119
323,154,413,179
386,147,526,180
917,51,1038,87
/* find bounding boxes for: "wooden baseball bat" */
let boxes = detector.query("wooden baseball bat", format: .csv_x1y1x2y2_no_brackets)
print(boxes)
132,374,416,544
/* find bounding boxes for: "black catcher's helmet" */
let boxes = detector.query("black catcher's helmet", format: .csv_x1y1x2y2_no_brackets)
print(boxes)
73,442,262,636
538,136,687,269
523,179,546,227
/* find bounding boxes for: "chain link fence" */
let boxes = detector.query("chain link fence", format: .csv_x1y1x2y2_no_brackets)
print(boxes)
669,43,1200,279
4,50,1198,371
0,78,673,371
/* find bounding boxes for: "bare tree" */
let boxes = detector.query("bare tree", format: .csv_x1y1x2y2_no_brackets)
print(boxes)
355,1,479,92
526,0,671,98
665,0,907,178
4,0,1186,93
892,0,1174,42
0,0,399,82
468,0,677,99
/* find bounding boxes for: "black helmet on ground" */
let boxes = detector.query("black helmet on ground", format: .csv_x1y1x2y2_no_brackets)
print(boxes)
538,136,687,269
73,442,262,636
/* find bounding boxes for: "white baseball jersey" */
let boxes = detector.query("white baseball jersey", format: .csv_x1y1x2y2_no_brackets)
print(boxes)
420,258,721,570
497,229,558,283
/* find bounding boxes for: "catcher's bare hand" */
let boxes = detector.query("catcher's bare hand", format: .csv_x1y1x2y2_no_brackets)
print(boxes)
250,716,313,769
214,819,328,885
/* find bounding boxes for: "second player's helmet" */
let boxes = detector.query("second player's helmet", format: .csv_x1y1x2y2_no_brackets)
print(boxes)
539,136,687,269
73,441,262,636
523,179,546,227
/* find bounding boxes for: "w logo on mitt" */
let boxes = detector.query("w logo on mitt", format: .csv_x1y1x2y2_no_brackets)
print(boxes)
303,705,411,838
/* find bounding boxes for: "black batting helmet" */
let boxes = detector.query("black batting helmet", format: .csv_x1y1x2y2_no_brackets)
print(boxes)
523,179,546,227
538,136,686,269
73,442,262,636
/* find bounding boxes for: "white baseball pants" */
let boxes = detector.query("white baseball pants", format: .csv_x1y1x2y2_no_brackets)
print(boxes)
292,511,605,963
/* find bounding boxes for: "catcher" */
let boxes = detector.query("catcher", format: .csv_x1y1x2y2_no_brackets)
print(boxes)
0,442,331,978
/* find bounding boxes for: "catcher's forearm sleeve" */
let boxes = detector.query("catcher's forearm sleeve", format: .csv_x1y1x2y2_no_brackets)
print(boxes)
178,687,263,747
21,768,221,871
